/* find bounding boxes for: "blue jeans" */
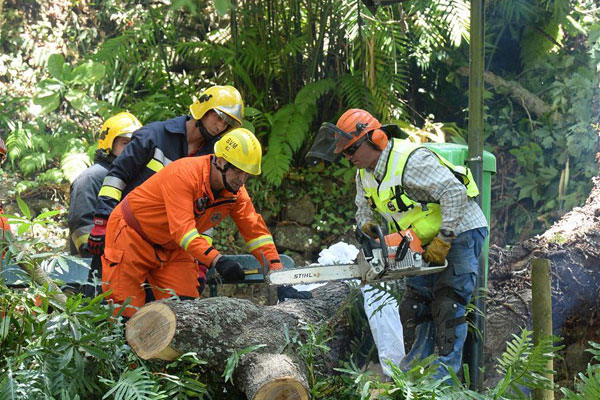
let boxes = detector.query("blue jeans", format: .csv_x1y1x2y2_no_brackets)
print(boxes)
400,227,487,380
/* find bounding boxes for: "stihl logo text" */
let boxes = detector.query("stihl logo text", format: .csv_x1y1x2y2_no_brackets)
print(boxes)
294,272,321,279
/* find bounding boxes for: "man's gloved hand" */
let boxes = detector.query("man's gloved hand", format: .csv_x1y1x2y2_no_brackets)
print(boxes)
423,236,452,266
277,286,313,302
360,221,379,240
215,257,245,282
88,217,108,256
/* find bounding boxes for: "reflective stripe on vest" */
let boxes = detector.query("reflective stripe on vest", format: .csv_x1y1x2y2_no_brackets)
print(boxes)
359,139,478,244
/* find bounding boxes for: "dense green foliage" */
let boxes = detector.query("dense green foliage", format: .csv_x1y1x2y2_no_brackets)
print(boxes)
0,209,592,399
2,0,598,244
1,1,599,397
0,209,570,399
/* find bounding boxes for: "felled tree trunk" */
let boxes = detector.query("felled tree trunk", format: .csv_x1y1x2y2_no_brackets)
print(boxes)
484,175,600,387
126,282,350,400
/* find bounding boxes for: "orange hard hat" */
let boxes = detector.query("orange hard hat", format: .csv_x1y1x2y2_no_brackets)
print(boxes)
334,109,387,153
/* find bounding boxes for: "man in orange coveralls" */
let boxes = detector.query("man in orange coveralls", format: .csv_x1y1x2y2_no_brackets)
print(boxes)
101,128,283,317
0,137,9,238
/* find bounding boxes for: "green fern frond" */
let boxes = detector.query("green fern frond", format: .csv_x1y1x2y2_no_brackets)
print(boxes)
61,152,92,183
174,41,213,62
0,366,18,400
101,368,166,400
560,362,600,400
490,0,540,25
493,328,559,397
435,0,470,47
338,74,370,110
262,79,335,186
280,36,306,57
19,154,48,177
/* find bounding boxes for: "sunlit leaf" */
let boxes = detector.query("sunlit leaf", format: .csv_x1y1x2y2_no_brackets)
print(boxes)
16,196,31,219
70,61,106,85
47,54,66,81
61,152,92,183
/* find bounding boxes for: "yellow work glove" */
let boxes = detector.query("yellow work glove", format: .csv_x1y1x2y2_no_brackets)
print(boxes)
423,236,452,266
360,221,379,239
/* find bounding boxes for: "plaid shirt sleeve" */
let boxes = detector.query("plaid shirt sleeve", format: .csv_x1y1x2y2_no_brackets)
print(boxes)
401,148,467,235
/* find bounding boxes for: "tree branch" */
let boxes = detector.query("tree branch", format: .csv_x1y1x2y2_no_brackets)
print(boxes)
456,66,559,122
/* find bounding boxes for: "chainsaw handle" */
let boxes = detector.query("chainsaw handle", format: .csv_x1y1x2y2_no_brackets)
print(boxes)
374,225,389,269
395,234,409,261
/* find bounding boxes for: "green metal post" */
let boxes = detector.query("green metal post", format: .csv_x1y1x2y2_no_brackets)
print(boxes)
464,0,486,390
531,258,554,400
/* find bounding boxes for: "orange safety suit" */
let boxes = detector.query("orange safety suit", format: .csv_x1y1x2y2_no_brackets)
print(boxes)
0,204,9,262
0,204,8,238
101,155,282,317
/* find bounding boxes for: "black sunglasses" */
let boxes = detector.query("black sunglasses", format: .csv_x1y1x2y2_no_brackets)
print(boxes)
342,135,367,156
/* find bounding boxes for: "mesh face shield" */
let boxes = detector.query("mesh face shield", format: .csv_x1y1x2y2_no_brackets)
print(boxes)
305,122,354,165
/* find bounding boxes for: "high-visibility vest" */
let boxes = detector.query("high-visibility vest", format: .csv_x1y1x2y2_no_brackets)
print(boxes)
359,139,479,244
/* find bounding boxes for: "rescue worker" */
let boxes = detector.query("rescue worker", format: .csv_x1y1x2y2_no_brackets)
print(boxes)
88,85,244,259
68,112,141,257
0,137,9,238
101,128,283,317
326,109,488,379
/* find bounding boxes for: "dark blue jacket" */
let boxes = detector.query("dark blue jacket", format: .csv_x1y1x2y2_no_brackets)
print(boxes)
94,115,218,219
68,160,110,255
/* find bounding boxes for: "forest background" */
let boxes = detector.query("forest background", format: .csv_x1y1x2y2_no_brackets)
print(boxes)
2,0,599,249
1,0,600,398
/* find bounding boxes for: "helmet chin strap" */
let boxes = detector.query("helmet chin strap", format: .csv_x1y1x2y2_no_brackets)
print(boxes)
196,119,214,143
214,159,239,194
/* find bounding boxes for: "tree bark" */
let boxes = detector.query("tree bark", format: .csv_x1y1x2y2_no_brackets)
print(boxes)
484,175,600,387
126,282,351,399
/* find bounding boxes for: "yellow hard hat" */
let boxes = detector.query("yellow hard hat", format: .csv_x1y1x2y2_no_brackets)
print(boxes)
214,128,262,175
189,85,244,128
98,112,142,152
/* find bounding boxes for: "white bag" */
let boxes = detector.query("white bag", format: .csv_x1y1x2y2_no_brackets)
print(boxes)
362,284,406,377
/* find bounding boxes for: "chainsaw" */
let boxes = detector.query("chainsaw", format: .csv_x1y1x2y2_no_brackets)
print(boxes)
267,226,448,286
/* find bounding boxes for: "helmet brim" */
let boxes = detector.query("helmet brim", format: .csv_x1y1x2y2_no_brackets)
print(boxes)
214,107,242,128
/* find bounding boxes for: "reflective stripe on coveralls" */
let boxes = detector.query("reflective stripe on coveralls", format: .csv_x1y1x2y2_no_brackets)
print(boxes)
101,155,281,317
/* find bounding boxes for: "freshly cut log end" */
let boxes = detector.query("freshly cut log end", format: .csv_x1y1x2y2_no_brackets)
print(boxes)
125,301,181,360
237,353,310,400
253,377,309,400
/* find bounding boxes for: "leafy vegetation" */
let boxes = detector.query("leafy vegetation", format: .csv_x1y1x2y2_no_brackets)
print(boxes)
0,0,598,244
0,207,594,398
1,0,600,396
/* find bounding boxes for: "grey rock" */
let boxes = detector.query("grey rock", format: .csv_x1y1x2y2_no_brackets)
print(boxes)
274,224,320,252
283,195,316,226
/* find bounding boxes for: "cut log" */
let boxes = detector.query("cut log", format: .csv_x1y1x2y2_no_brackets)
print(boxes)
484,175,600,388
236,353,309,400
126,282,350,399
